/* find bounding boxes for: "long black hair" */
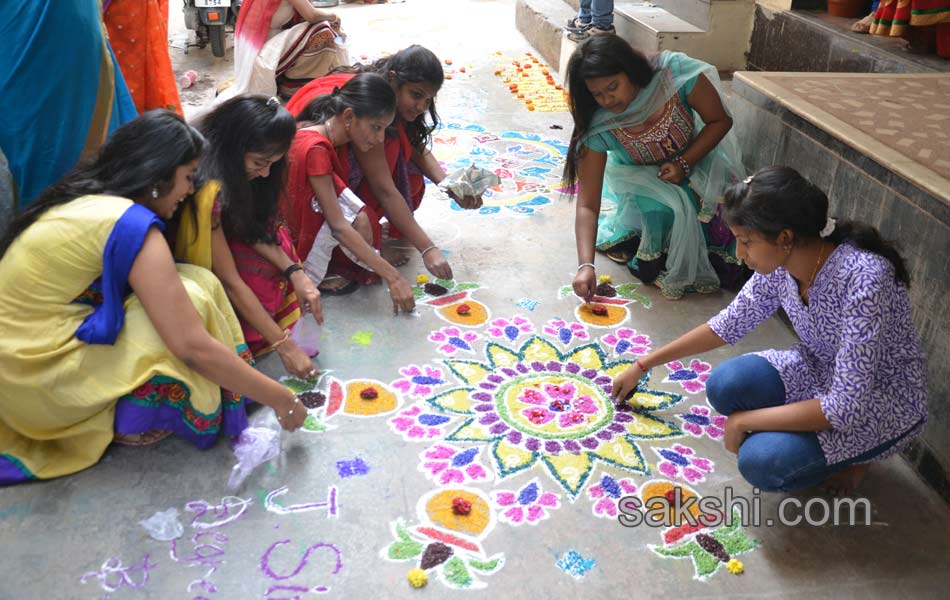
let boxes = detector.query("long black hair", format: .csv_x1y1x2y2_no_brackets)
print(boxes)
196,95,296,245
297,72,396,126
332,45,443,149
0,110,205,259
723,166,910,286
563,35,656,188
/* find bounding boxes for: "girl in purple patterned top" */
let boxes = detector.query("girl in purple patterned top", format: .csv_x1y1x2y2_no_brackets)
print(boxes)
611,166,928,495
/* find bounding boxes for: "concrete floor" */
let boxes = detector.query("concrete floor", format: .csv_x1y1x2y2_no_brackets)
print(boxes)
2,1,949,598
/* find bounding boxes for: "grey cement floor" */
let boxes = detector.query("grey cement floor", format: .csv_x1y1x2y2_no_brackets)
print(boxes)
2,1,950,598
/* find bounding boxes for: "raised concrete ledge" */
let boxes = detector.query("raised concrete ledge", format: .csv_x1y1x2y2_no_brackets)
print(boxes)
735,72,950,211
732,72,950,503
515,0,575,73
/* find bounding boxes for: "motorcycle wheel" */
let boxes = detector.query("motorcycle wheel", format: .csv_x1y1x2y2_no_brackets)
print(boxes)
210,25,226,58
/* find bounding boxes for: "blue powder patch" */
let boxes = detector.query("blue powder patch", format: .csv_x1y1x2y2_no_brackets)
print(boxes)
515,298,540,311
335,457,370,478
556,550,596,579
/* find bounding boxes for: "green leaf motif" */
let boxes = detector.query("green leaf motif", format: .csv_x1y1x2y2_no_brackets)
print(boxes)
302,414,327,432
692,546,722,578
468,555,503,573
442,556,473,588
455,282,480,291
435,278,455,289
388,521,423,561
388,538,423,561
653,541,697,559
282,377,313,394
412,287,426,301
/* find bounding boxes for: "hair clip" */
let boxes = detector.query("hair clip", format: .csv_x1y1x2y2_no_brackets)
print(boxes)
266,96,280,108
743,176,753,184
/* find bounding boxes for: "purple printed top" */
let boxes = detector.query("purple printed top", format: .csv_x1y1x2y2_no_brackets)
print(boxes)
708,243,928,464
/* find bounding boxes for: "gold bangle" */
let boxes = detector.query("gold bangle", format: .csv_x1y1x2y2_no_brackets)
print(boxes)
269,330,291,351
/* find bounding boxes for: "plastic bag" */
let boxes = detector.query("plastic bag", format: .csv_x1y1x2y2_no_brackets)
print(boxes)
228,409,282,491
139,508,184,541
290,317,321,357
440,164,501,199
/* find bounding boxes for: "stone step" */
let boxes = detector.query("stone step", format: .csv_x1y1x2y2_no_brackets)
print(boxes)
613,1,755,72
517,0,755,79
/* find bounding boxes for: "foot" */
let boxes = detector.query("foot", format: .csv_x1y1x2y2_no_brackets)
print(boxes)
565,17,592,34
318,275,359,296
112,429,172,446
604,247,634,264
567,24,615,42
381,244,410,267
851,13,873,34
820,464,870,496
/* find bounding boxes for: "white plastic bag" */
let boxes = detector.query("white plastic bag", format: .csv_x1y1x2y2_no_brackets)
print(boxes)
440,164,501,199
290,317,321,357
139,508,184,541
228,409,282,491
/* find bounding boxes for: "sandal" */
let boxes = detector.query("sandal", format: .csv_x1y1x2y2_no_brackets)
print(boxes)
604,248,634,264
112,429,172,447
318,276,360,296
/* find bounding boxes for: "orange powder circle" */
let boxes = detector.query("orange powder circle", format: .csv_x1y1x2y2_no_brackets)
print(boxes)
343,381,397,416
576,304,628,327
426,489,491,537
438,301,489,326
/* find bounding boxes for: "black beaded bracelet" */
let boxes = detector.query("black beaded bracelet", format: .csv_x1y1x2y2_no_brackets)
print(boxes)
282,263,303,279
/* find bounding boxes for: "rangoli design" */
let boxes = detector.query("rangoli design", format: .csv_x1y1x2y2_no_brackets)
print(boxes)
491,478,561,526
381,487,505,590
653,444,715,484
558,282,652,328
586,474,638,519
423,336,684,497
418,443,493,485
388,404,454,441
433,123,568,216
282,375,403,434
412,278,490,328
664,360,712,394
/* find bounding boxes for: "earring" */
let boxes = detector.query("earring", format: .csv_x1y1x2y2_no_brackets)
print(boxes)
151,186,159,199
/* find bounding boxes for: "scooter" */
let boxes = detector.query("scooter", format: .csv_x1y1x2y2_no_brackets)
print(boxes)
183,0,242,58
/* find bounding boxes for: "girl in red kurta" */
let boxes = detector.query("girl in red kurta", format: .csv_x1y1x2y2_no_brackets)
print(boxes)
287,46,482,286
282,73,416,313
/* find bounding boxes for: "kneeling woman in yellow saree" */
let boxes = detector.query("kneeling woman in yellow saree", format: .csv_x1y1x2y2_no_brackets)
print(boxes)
0,111,306,486
174,95,323,379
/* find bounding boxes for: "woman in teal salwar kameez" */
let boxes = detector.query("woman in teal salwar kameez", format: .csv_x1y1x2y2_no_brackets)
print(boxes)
566,35,748,300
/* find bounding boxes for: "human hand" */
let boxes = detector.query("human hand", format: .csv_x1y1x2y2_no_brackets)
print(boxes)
275,394,307,432
572,266,596,303
610,363,645,404
423,247,453,280
447,189,483,210
315,11,341,28
290,270,324,325
276,339,319,380
657,161,686,184
388,276,416,314
723,413,750,454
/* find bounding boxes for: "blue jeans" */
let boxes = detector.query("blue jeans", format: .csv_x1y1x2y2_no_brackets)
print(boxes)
706,354,904,492
578,0,614,28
